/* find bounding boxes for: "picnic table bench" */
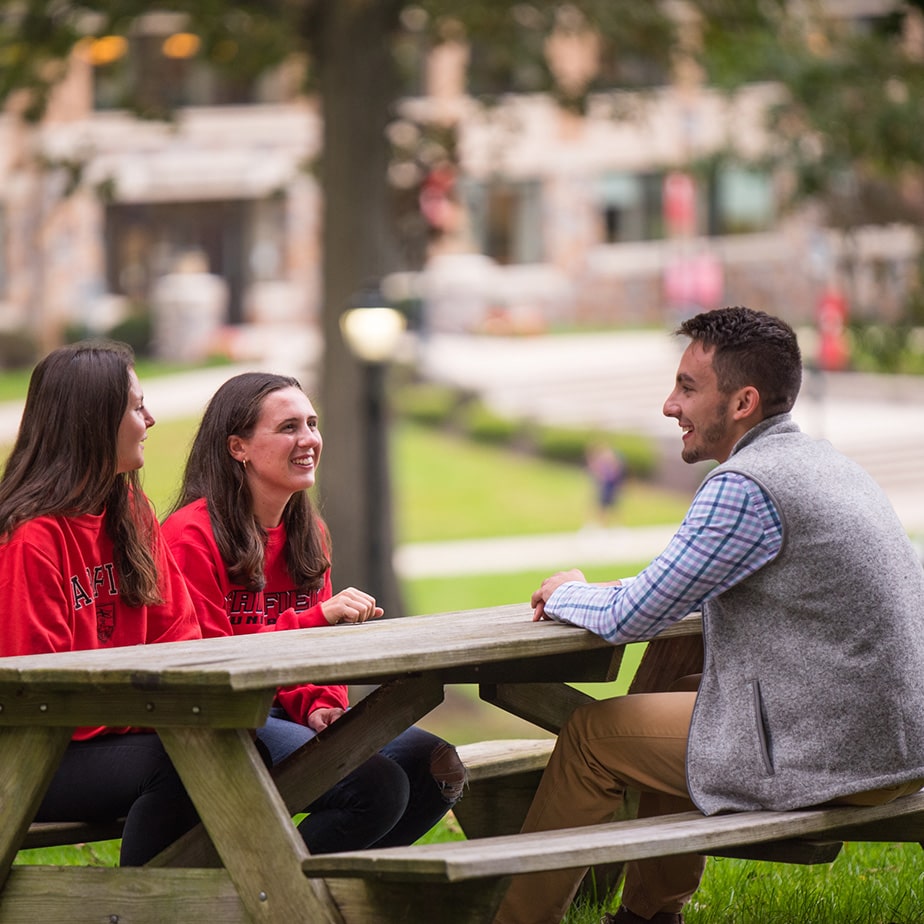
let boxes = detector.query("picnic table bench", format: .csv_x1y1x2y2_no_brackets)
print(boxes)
3,604,923,924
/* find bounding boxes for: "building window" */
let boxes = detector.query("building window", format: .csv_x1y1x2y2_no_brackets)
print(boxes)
709,166,774,235
461,178,544,264
597,171,665,243
104,197,286,325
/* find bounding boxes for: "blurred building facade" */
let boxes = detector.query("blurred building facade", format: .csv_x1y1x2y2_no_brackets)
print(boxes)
0,3,917,358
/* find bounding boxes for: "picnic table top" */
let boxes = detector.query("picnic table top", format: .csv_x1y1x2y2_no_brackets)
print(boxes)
0,604,703,694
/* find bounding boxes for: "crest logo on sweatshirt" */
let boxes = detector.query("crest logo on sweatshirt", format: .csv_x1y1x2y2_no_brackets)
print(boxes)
96,605,116,643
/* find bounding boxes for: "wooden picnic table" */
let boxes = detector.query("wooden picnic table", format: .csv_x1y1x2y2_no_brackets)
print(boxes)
0,603,703,924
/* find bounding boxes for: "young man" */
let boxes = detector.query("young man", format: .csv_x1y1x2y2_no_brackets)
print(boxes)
493,306,924,924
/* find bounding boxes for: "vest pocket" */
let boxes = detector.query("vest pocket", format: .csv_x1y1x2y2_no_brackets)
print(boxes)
750,678,775,776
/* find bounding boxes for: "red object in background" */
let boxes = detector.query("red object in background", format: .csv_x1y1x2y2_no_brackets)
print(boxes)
664,252,723,310
419,165,457,230
817,286,849,372
663,171,696,236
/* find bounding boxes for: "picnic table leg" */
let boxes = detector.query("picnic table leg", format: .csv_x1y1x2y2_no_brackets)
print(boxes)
274,674,446,813
479,681,595,734
153,675,446,870
159,726,346,924
0,726,72,888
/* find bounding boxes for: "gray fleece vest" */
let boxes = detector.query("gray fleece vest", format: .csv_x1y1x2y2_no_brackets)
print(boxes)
687,414,924,814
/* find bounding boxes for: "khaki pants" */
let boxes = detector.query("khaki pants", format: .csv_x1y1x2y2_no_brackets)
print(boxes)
493,689,923,924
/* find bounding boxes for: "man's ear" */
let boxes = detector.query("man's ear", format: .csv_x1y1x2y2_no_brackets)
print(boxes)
732,386,762,421
227,435,246,463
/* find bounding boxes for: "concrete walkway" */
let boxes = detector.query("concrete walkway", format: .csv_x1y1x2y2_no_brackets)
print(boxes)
394,524,679,579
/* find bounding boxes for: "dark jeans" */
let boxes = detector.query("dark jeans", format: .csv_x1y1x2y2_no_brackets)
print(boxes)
33,716,464,865
34,732,199,867
257,707,464,854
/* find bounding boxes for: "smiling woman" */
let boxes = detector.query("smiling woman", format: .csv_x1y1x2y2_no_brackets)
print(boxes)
161,371,464,856
0,339,202,867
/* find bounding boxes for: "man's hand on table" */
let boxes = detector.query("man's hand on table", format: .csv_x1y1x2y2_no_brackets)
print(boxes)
531,569,586,621
531,571,626,621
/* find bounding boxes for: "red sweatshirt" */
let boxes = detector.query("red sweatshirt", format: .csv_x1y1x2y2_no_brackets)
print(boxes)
0,509,202,739
162,498,348,724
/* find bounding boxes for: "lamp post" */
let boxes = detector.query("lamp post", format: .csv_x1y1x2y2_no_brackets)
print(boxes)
339,291,407,613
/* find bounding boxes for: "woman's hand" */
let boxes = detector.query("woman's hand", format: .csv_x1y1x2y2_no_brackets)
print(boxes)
531,568,587,621
320,587,384,624
307,707,345,733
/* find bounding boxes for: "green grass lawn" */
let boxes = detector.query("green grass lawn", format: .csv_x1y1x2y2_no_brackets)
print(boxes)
393,422,687,541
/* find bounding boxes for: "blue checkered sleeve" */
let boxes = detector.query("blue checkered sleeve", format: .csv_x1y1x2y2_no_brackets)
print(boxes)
544,472,782,643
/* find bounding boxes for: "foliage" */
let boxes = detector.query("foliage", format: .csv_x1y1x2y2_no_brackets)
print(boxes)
533,425,657,478
848,322,924,375
394,381,660,477
0,1,302,121
392,380,464,427
106,307,154,357
694,1,924,226
0,329,38,370
459,399,523,446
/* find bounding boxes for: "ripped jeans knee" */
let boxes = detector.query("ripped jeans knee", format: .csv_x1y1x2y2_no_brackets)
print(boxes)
430,741,467,804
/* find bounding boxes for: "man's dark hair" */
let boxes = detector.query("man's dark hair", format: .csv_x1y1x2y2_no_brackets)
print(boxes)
677,306,802,416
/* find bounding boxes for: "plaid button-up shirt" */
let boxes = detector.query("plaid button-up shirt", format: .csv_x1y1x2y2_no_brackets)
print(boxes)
545,472,783,644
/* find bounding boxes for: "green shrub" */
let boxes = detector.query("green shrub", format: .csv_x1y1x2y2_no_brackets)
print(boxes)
393,382,660,480
532,425,596,465
0,329,38,369
608,433,659,479
460,400,522,446
847,322,924,375
393,382,461,427
106,309,153,357
61,322,95,344
534,425,658,478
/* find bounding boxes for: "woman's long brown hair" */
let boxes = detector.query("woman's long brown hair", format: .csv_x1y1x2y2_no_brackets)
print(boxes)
0,340,162,606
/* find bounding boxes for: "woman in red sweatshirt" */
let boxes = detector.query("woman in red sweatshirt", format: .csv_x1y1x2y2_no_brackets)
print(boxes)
163,371,464,854
0,340,202,865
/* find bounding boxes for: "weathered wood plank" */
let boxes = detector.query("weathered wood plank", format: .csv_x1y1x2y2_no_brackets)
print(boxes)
820,811,924,844
0,687,275,729
323,876,510,924
302,792,924,883
0,867,248,924
0,727,72,888
20,819,125,851
0,607,701,693
708,839,843,864
275,674,445,810
456,739,555,783
440,645,623,684
479,682,593,735
159,726,344,924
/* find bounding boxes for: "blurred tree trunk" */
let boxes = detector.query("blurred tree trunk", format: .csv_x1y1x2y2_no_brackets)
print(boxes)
315,0,406,618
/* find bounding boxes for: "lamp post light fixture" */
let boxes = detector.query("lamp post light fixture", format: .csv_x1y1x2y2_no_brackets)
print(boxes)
339,292,407,612
339,303,407,364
